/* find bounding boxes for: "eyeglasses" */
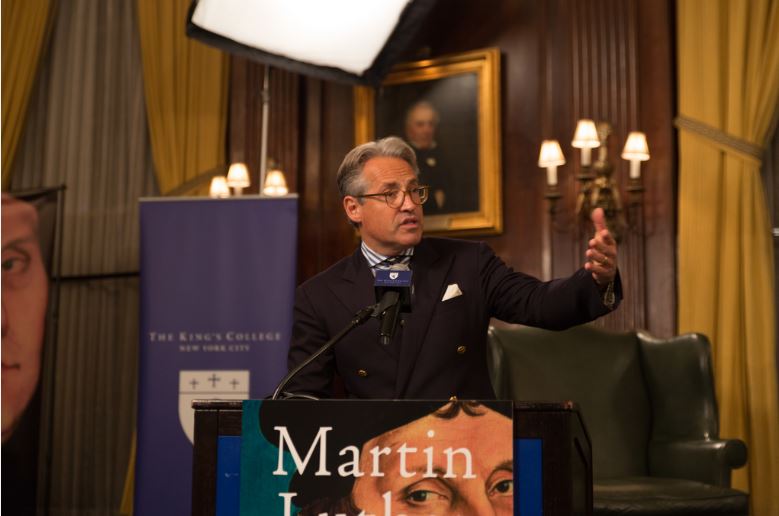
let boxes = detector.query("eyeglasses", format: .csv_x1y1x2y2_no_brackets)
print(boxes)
355,185,430,209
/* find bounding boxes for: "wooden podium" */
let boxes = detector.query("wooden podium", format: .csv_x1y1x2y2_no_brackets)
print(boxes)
191,400,592,515
512,401,593,515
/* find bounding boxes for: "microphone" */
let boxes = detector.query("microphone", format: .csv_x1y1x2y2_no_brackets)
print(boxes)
374,263,412,346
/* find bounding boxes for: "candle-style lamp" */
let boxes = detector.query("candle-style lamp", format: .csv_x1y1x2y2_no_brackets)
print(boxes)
262,168,289,196
621,131,650,193
571,119,600,178
209,176,230,198
226,162,251,196
538,140,566,201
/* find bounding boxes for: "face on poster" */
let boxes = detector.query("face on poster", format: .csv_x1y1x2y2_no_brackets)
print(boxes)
246,400,514,515
1,194,49,443
350,403,513,515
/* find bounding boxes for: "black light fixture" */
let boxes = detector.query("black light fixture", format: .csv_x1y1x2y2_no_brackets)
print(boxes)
187,0,437,194
186,0,438,86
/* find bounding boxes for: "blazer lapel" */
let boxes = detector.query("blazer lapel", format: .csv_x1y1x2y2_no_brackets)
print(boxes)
394,239,453,397
330,248,375,315
329,247,395,359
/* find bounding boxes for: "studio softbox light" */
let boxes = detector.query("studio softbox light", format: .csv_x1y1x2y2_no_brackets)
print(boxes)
186,0,438,85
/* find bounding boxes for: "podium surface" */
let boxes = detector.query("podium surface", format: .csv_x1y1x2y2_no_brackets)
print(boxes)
192,400,592,515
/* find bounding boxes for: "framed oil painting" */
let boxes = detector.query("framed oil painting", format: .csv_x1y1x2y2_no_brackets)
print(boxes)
355,47,502,235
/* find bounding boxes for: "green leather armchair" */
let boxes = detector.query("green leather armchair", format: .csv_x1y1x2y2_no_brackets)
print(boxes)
487,324,749,516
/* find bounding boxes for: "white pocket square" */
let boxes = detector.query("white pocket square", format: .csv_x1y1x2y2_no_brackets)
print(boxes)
442,283,463,301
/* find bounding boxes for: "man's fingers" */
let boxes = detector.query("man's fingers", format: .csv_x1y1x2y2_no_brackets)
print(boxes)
586,249,610,264
585,258,616,279
599,229,615,246
590,209,616,246
584,260,615,282
585,260,608,273
591,207,607,233
588,238,616,259
586,210,618,283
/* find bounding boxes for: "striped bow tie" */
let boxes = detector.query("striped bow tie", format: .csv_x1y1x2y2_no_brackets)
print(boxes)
373,254,411,271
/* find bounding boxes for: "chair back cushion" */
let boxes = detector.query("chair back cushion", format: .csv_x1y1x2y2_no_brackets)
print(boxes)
638,332,720,440
488,324,651,478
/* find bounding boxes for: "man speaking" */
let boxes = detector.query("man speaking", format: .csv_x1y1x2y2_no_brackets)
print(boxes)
286,137,620,400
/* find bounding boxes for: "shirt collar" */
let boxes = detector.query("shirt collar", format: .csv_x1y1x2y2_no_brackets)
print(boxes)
360,241,414,269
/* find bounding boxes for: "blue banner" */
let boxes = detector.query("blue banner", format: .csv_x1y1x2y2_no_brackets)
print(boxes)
136,196,298,516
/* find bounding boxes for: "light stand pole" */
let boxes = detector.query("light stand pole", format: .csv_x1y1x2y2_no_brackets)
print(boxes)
259,66,270,195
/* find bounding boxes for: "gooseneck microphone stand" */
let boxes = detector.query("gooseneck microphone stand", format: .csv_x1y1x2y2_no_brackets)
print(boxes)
271,292,401,400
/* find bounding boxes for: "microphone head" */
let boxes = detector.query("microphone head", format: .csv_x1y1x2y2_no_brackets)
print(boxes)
374,268,412,287
374,268,412,312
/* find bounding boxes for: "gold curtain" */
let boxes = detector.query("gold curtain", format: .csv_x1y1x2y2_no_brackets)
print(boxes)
136,0,229,195
677,1,779,514
1,0,53,189
10,0,158,512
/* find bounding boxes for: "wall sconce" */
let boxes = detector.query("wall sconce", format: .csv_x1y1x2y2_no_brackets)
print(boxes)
539,119,649,241
571,119,600,170
226,162,250,196
262,168,289,196
622,131,650,188
209,176,230,198
538,140,566,198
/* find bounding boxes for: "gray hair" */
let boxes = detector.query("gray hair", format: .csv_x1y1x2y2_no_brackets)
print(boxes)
336,136,419,199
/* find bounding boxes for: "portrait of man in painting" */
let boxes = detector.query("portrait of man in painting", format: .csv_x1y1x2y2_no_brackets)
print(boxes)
374,73,480,217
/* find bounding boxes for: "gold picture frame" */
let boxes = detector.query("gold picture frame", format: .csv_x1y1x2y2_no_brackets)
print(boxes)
354,47,502,235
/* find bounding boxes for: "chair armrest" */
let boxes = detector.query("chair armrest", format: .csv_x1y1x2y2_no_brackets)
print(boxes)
486,326,509,398
649,438,747,487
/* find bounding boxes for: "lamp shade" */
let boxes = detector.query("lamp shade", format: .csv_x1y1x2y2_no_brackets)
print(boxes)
621,131,650,161
263,169,289,196
209,176,230,198
226,162,250,188
538,140,566,167
186,0,438,85
571,119,600,148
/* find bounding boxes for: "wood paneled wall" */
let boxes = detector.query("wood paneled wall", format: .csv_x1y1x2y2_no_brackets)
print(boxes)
228,0,677,336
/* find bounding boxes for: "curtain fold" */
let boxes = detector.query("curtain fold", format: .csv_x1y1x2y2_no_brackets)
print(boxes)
1,0,54,189
10,0,158,513
136,0,229,195
677,1,779,514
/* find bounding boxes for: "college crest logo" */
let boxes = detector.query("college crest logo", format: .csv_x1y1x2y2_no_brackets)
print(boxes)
389,272,399,280
178,370,250,444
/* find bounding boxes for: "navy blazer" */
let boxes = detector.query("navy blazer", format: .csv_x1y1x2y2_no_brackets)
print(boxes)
286,237,619,400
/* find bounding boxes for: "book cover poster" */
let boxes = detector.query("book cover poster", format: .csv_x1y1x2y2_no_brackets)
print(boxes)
2,188,62,513
241,399,514,516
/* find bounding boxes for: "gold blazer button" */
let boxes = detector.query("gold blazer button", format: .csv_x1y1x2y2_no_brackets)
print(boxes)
357,369,368,377
456,345,467,354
